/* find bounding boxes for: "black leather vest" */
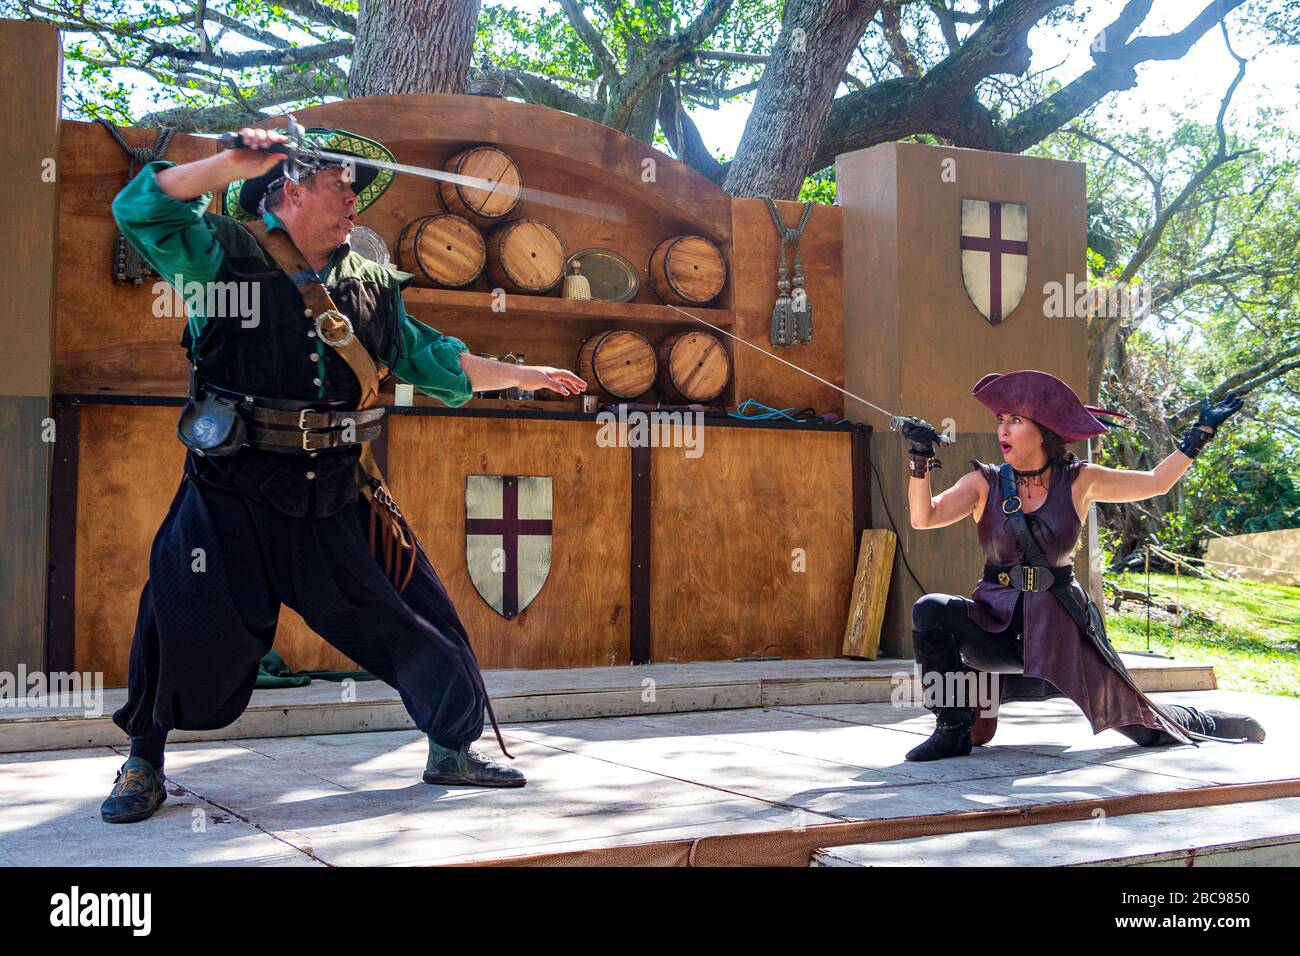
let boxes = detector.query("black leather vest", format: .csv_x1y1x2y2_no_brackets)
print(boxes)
178,214,406,518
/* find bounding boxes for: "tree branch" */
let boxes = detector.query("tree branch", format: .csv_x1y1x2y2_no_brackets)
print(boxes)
1001,0,1246,153
145,38,353,70
602,0,734,131
657,72,726,184
558,0,621,82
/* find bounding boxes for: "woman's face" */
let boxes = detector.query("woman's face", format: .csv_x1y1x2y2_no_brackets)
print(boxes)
996,412,1045,467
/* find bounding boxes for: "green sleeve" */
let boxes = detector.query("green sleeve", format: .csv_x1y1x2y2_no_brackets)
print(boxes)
393,292,474,408
111,160,224,289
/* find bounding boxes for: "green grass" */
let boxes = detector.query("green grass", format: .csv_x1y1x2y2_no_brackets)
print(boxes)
1106,571,1300,698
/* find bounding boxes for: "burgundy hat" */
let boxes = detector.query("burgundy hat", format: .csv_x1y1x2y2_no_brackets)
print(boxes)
971,370,1130,442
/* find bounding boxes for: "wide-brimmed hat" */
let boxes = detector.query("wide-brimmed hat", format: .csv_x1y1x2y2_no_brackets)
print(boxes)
223,127,395,221
971,370,1130,442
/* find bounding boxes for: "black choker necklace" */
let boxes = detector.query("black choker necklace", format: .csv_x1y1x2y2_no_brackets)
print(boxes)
1013,461,1051,490
1013,462,1050,477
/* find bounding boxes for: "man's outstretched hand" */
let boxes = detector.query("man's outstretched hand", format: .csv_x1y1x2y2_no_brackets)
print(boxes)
516,365,588,397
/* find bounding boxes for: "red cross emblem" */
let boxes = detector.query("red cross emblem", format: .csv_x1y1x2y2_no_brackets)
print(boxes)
465,475,553,619
960,199,1029,325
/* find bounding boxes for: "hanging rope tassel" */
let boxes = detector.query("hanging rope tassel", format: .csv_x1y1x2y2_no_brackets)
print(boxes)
763,196,816,347
771,238,793,347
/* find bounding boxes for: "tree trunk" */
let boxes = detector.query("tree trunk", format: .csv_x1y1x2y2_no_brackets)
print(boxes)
625,75,665,144
724,0,880,198
349,0,482,97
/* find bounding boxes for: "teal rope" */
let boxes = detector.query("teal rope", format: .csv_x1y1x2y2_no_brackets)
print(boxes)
728,398,849,425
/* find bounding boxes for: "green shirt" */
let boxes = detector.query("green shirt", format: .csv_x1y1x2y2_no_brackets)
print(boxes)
112,160,473,407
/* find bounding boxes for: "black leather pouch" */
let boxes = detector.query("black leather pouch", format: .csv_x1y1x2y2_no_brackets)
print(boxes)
177,369,247,457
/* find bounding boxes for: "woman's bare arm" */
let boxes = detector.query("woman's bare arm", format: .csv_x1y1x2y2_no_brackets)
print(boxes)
1078,425,1213,508
910,468,987,530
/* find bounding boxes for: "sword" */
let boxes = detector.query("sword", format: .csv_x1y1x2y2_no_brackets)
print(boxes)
210,114,626,223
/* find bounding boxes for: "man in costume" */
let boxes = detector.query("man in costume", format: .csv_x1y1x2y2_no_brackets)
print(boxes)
101,126,587,822
896,369,1265,761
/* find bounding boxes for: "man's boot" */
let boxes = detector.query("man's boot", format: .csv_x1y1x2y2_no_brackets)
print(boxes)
1170,704,1266,742
424,736,527,788
100,756,167,823
906,629,976,762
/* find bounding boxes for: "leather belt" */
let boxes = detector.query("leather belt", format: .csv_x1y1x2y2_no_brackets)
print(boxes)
983,562,1075,593
249,420,384,452
200,379,386,454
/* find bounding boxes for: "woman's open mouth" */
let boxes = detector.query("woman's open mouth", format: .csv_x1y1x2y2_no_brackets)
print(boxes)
1000,442,1013,453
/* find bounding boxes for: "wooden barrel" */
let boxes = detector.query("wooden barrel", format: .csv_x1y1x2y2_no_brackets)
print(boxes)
647,235,726,305
655,330,731,404
395,214,486,288
439,146,521,227
577,330,657,400
484,218,567,294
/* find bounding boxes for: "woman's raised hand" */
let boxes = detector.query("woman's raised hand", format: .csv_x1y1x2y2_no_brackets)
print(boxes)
1194,391,1245,433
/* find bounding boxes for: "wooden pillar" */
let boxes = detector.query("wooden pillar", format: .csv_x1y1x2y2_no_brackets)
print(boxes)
0,21,61,675
838,142,1091,658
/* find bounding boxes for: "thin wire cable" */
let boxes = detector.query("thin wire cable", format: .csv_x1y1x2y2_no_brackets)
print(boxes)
660,302,904,426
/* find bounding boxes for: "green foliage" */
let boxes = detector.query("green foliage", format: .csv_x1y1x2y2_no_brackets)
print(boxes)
1108,571,1299,698
1036,106,1300,554
798,166,835,205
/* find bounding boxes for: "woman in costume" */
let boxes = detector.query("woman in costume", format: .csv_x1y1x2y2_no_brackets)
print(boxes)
897,369,1265,761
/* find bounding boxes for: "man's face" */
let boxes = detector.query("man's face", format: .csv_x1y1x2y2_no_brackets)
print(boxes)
285,166,358,248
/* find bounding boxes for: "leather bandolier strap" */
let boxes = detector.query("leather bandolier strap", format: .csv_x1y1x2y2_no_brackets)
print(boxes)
248,222,512,759
250,221,416,586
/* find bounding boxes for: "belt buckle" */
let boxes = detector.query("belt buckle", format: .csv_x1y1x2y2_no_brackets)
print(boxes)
314,310,355,348
301,429,323,452
298,408,317,430
996,571,1011,587
1023,566,1038,591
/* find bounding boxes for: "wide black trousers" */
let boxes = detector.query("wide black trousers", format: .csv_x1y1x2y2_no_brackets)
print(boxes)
112,469,488,747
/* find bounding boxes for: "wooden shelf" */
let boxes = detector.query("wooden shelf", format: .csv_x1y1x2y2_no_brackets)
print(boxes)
402,287,732,327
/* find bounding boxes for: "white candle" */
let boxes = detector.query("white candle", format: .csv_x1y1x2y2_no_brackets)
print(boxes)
394,383,414,407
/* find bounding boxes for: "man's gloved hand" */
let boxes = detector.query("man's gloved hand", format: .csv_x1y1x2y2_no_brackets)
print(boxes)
899,416,941,457
1194,391,1244,433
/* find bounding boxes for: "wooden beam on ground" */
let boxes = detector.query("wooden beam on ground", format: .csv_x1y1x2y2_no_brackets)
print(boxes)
842,529,896,660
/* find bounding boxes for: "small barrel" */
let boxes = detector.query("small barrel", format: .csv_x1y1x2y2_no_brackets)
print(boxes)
439,146,522,227
647,235,726,306
484,218,567,294
655,330,731,404
395,214,486,288
577,330,657,400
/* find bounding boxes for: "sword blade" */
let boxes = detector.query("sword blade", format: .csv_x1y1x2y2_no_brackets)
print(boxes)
314,149,626,224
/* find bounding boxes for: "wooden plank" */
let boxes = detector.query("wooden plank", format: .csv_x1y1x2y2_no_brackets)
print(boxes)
841,529,897,660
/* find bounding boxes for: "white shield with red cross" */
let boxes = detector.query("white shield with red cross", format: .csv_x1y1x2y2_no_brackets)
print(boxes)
465,475,553,620
960,199,1029,325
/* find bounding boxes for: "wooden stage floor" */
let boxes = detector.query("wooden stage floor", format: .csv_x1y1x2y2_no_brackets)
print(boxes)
1,659,1296,866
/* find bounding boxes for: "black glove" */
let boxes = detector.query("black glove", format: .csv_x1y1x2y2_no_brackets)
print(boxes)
1179,391,1243,459
900,417,941,457
1194,391,1244,431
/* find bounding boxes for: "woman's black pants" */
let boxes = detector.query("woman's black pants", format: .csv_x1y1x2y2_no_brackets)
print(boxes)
911,592,1179,746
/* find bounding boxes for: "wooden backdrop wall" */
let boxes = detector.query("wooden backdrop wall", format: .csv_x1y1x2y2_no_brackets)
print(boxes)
62,404,859,686
838,141,1091,659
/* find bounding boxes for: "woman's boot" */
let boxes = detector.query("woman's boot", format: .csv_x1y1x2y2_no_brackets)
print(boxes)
1170,704,1266,742
906,629,976,762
